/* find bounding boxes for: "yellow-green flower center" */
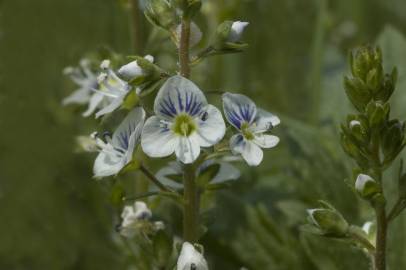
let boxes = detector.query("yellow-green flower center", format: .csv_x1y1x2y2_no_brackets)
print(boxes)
172,114,197,137
241,122,254,140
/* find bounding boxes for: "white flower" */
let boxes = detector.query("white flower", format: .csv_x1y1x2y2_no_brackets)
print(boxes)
91,60,133,118
177,242,208,270
141,76,226,164
118,55,154,81
93,107,145,178
156,160,240,190
228,21,249,42
222,92,280,166
120,201,152,238
62,59,98,106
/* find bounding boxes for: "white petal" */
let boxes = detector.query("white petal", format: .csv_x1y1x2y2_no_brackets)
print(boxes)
175,133,201,164
118,60,144,80
121,205,135,220
229,21,249,42
253,134,279,148
62,88,91,105
93,152,126,178
82,92,104,117
113,107,145,151
211,162,240,184
196,105,226,147
177,242,209,270
154,75,207,119
134,201,152,220
141,116,178,158
144,55,154,62
230,134,263,166
95,96,124,118
155,161,183,189
251,108,280,133
222,92,257,129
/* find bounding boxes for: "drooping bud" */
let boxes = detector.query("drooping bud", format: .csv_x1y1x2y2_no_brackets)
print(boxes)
177,242,208,270
306,201,349,237
362,221,376,245
355,174,381,200
229,21,249,42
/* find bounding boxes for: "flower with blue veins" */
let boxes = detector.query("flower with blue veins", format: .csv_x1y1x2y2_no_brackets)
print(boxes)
92,107,145,178
90,60,133,118
141,75,226,164
222,92,280,166
62,59,99,112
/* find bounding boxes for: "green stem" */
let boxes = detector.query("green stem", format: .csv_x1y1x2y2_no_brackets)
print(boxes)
179,17,191,78
183,164,199,242
139,164,171,192
178,15,199,242
129,0,143,53
374,205,387,270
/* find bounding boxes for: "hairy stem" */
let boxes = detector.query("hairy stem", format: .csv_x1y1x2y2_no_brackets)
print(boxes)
183,164,199,242
178,16,199,242
179,17,191,78
374,205,387,270
129,0,143,53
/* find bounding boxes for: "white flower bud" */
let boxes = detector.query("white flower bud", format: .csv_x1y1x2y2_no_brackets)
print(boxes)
144,54,154,63
229,21,249,42
100,59,111,70
349,120,361,128
177,242,208,270
154,221,165,231
118,60,144,80
355,174,374,193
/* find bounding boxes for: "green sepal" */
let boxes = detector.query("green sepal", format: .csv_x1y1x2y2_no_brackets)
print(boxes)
365,101,390,128
119,159,142,175
144,0,178,30
121,90,140,110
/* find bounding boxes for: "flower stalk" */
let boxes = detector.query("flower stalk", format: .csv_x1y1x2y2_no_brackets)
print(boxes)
178,12,199,242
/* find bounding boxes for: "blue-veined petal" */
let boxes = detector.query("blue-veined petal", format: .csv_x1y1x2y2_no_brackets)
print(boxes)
154,75,207,119
253,134,279,148
196,105,226,147
230,133,263,166
175,133,201,164
113,107,145,151
93,151,126,178
83,92,104,117
222,92,257,129
250,108,280,133
141,116,178,158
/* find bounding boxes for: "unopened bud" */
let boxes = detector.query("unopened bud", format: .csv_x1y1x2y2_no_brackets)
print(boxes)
145,0,178,30
307,204,349,237
177,242,208,270
355,174,381,199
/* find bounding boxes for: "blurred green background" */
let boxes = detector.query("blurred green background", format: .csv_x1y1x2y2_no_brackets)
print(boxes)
2,0,406,269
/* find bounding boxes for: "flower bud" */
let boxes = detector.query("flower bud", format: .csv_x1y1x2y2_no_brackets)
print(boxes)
382,120,405,161
306,202,349,237
365,101,390,128
118,55,155,81
362,221,376,245
213,20,249,51
343,76,371,112
355,174,381,199
350,45,382,81
177,242,208,270
145,0,178,30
